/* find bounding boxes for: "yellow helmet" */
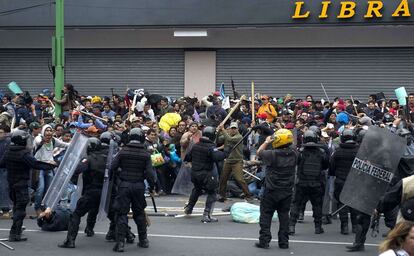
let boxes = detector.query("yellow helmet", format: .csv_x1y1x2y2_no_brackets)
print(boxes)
272,129,294,148
91,96,102,104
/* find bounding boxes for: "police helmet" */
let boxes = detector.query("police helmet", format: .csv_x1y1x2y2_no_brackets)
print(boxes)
100,131,113,145
129,128,145,143
383,113,395,124
303,130,318,144
355,128,367,144
11,129,29,146
87,137,101,152
308,125,321,138
202,126,216,141
340,129,356,144
397,128,412,146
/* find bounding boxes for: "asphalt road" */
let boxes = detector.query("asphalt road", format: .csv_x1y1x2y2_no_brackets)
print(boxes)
0,195,383,256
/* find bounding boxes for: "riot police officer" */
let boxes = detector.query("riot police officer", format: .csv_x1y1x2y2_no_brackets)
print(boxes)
345,128,371,252
255,129,298,250
289,130,329,235
59,137,108,248
111,128,156,253
102,132,135,244
0,130,56,242
329,129,359,235
184,126,226,223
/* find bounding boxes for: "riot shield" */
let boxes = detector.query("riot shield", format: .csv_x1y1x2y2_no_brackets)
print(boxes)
42,132,88,211
97,141,117,221
340,126,406,215
171,163,193,196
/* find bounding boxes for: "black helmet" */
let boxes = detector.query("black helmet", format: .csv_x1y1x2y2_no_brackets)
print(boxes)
340,129,356,144
308,125,321,138
129,128,145,143
87,137,101,152
303,130,318,144
202,126,216,141
355,128,367,143
397,128,412,146
11,130,28,146
383,113,395,123
100,131,113,145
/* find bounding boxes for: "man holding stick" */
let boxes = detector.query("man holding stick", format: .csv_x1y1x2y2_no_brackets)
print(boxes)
217,122,253,202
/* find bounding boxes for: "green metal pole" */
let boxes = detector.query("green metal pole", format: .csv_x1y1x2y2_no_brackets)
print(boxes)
54,0,64,117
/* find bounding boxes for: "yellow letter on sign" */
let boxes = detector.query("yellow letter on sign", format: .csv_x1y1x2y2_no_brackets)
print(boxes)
292,2,310,19
337,1,357,19
392,0,411,17
364,1,383,18
319,1,332,18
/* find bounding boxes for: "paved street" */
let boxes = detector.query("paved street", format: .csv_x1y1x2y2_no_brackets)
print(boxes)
0,195,383,256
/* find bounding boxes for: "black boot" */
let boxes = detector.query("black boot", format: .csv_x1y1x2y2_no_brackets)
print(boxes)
8,234,28,242
138,238,149,248
288,225,295,235
184,204,193,215
201,213,218,223
84,226,95,237
346,244,365,252
113,241,125,252
106,229,115,241
255,241,269,249
341,222,349,235
315,224,324,234
322,215,332,225
58,238,75,248
126,227,136,244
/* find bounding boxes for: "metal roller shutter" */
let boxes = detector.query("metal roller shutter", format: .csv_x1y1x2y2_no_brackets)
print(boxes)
216,48,414,101
0,49,184,98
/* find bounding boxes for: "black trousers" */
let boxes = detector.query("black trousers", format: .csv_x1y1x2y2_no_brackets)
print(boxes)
259,189,292,247
114,181,147,242
188,171,217,213
8,180,29,237
334,181,357,226
290,185,323,225
67,189,101,241
353,210,371,246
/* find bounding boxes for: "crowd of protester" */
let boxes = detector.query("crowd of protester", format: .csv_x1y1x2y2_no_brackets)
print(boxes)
1,84,414,253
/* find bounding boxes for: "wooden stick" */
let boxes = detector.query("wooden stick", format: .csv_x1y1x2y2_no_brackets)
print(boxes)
350,95,359,115
251,81,255,124
79,110,107,122
218,95,247,127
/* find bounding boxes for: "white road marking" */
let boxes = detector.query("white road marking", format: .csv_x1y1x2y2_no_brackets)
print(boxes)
0,228,379,247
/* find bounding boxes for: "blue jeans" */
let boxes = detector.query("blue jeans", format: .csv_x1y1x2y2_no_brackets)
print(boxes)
34,170,54,211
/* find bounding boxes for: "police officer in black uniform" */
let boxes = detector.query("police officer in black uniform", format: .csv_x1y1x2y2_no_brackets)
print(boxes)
0,130,56,242
289,130,329,235
345,128,371,252
111,128,155,253
329,129,359,235
255,129,298,250
59,137,108,248
183,126,226,223
102,132,136,244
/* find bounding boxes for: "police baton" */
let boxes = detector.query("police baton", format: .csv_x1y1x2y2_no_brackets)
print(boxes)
328,204,347,218
151,194,158,213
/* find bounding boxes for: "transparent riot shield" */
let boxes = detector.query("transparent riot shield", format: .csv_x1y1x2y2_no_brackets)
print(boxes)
97,140,117,221
171,163,193,196
42,132,88,211
340,126,406,215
